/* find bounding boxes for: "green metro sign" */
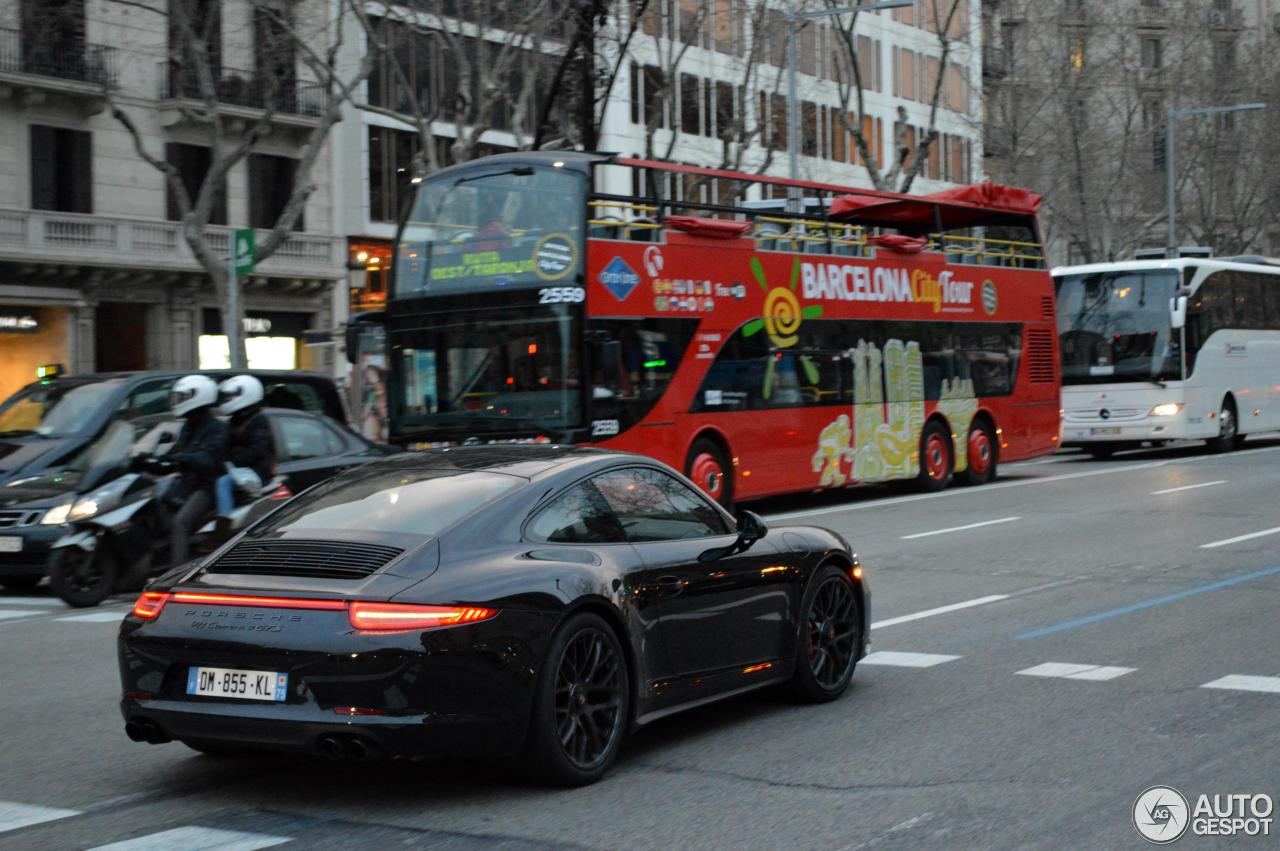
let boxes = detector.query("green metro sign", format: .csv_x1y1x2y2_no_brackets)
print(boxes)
233,228,255,276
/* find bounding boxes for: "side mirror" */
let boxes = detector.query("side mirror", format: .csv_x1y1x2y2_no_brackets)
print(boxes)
1170,295,1187,330
698,509,768,562
736,509,768,545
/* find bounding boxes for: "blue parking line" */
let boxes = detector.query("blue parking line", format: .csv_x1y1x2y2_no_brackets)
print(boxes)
1017,565,1280,639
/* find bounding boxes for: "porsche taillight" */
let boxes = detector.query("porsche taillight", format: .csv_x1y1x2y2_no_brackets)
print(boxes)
347,602,498,632
131,591,169,620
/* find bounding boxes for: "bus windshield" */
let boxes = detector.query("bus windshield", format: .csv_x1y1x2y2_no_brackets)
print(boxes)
394,165,583,298
1056,270,1181,384
390,307,580,436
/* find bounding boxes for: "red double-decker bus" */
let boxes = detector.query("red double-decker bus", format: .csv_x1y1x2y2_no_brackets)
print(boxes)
372,151,1059,505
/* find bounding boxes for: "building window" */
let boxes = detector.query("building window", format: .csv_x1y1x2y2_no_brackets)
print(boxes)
368,19,434,115
368,125,420,224
1140,37,1162,70
30,125,92,213
248,153,302,230
165,143,226,224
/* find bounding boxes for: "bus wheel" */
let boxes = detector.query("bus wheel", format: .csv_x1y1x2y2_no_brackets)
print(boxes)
915,421,953,493
1206,399,1239,454
959,420,997,486
686,438,734,509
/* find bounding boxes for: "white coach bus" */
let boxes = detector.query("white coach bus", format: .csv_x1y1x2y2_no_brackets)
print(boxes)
1055,255,1280,458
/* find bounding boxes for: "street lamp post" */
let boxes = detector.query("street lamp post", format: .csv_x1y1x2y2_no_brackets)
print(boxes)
786,1,912,211
1165,102,1264,255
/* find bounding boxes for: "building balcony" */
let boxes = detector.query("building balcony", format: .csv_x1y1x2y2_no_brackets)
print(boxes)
0,26,116,112
1208,5,1244,29
1135,3,1168,28
0,209,341,281
157,62,328,130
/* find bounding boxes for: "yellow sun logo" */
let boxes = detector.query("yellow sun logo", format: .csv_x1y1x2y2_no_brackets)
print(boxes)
743,257,823,348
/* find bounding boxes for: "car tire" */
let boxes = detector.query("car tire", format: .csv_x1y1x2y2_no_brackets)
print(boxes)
685,438,734,510
48,546,118,608
0,575,41,592
524,611,630,787
914,420,953,492
959,419,997,486
787,563,863,703
1206,399,1239,454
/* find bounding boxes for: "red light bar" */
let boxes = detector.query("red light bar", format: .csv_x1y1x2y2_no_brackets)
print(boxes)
132,591,169,619
169,592,347,611
348,602,498,632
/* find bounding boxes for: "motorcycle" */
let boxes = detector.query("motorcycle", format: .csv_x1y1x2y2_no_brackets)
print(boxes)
47,419,289,607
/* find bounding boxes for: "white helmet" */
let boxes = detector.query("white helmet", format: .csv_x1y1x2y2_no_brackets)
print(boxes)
170,374,219,417
217,375,264,415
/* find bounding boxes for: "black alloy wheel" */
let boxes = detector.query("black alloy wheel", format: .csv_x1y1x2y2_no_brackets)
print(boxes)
526,612,629,786
47,546,119,608
788,564,862,702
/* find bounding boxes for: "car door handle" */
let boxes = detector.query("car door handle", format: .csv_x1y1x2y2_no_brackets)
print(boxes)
657,575,685,597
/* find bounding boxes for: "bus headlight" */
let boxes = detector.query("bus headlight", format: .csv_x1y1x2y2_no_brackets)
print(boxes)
1150,403,1183,417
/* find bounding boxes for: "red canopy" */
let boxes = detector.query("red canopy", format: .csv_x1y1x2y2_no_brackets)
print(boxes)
829,181,1042,229
664,215,754,239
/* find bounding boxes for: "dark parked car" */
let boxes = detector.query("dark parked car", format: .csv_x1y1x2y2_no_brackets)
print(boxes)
117,446,869,785
0,407,391,591
0,370,348,490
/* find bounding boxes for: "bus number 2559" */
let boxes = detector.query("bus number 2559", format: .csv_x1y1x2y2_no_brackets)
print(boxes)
538,287,585,304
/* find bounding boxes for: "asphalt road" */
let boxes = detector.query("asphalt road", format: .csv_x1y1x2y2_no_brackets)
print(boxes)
3,439,1279,849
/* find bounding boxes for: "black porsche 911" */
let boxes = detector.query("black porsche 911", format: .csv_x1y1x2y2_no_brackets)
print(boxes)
118,446,869,785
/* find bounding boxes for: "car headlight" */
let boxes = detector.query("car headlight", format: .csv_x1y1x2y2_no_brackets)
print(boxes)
41,502,72,525
69,496,101,521
1150,403,1183,417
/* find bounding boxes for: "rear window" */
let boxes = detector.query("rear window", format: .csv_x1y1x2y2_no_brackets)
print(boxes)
249,465,519,537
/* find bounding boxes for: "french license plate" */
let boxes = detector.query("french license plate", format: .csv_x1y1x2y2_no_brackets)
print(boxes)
1091,427,1121,436
0,537,21,553
186,666,287,701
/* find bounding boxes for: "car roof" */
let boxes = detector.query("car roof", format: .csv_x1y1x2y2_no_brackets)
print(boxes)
389,445,642,479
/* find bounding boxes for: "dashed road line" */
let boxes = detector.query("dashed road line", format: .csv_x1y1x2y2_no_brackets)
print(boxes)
0,609,38,621
0,801,81,834
0,597,62,607
861,651,961,668
871,594,1009,630
89,826,291,851
1201,675,1280,694
1016,662,1135,681
56,611,127,623
900,516,1019,540
1200,526,1280,549
1151,480,1226,495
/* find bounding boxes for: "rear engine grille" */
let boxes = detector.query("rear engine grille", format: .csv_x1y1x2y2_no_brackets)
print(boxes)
1025,329,1056,384
1041,295,1056,321
207,540,404,580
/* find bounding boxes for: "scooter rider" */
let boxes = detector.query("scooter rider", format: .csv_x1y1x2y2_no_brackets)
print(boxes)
214,375,276,516
160,375,228,565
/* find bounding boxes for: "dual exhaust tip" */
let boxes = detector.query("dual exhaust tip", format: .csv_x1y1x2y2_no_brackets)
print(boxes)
124,719,171,745
125,720,383,761
316,733,383,762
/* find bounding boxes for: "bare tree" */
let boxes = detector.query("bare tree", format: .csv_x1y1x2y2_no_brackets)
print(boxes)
984,0,1279,263
828,0,972,193
101,0,378,367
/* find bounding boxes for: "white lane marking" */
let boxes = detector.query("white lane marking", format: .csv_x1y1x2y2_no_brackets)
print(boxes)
861,651,961,668
0,801,81,833
0,597,60,607
871,595,1009,630
0,610,39,621
900,516,1019,540
1017,663,1135,681
1151,480,1226,495
90,826,291,851
1202,674,1280,694
765,443,1280,522
1200,526,1280,549
56,611,126,623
